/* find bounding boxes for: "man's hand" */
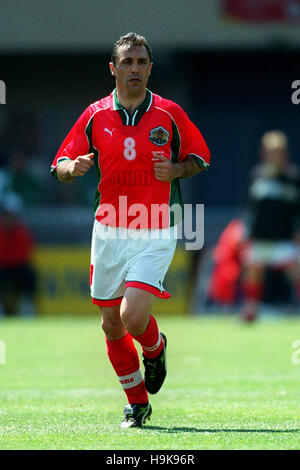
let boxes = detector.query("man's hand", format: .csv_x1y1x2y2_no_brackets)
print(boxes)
153,152,204,182
56,153,94,182
70,152,94,177
152,153,179,182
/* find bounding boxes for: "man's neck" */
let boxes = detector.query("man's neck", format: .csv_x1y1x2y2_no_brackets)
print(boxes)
116,89,147,116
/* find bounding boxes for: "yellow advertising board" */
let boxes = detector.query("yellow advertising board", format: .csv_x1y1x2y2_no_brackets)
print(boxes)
34,245,192,316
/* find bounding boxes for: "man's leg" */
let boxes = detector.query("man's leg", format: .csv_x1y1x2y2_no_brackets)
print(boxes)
100,303,152,428
14,265,37,316
283,262,300,306
0,267,19,316
121,287,164,356
100,304,149,404
121,287,167,394
241,264,265,322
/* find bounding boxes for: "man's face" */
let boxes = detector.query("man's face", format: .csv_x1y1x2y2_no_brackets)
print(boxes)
110,45,152,97
261,146,288,170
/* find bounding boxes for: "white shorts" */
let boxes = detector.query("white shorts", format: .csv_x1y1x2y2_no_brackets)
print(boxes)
245,240,300,268
90,220,177,307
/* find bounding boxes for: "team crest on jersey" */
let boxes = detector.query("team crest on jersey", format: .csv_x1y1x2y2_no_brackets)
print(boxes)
149,126,169,146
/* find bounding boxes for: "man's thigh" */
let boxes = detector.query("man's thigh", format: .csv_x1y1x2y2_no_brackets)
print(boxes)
125,228,177,298
122,287,156,315
91,221,177,304
90,222,127,304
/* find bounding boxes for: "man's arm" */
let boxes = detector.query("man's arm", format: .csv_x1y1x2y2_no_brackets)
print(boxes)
153,154,204,182
56,153,94,183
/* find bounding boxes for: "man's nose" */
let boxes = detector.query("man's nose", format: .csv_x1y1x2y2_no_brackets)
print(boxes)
131,61,139,73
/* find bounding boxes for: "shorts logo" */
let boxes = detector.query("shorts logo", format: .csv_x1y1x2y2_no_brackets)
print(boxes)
149,126,169,146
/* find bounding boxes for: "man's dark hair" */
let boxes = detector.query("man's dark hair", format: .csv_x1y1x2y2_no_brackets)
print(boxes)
111,32,152,65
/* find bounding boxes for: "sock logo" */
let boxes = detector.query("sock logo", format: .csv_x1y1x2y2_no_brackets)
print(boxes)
118,369,143,389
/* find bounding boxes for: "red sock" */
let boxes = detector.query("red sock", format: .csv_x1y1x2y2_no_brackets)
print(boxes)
105,333,148,404
131,315,164,359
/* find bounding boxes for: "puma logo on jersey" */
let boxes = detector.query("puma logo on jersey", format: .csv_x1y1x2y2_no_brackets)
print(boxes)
104,128,114,137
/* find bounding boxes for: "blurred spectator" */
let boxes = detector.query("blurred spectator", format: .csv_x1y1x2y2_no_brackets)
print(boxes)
206,218,292,311
0,196,37,317
241,130,300,321
207,219,247,306
3,147,43,207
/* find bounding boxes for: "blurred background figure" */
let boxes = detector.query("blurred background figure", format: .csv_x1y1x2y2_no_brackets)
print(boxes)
241,130,300,321
0,195,37,317
3,147,44,207
207,219,247,308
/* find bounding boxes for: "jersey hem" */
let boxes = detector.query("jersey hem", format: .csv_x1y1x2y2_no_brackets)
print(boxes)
50,157,73,179
125,281,171,299
189,154,210,171
92,296,123,307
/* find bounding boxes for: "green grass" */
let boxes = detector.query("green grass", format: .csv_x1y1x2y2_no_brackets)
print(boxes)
0,314,300,449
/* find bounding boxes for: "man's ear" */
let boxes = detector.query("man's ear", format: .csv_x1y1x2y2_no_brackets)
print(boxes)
109,62,115,77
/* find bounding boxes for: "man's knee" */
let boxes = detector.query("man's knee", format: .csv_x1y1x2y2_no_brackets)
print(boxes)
99,306,125,339
120,306,141,332
120,302,150,335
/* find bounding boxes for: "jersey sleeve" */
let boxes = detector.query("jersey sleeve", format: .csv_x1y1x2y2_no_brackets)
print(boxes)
171,103,210,169
51,105,95,178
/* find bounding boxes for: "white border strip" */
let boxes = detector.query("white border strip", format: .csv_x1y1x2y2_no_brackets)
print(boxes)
143,333,162,352
118,369,143,389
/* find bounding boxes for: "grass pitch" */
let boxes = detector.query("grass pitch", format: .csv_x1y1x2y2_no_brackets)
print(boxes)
0,313,300,450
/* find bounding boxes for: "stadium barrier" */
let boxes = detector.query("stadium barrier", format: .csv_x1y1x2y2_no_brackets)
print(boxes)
33,245,192,316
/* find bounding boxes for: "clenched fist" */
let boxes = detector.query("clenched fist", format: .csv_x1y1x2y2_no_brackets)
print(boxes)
56,152,95,183
152,153,179,182
70,152,95,177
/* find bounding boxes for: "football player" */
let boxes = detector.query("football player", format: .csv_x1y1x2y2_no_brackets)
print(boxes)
242,130,300,321
51,32,210,428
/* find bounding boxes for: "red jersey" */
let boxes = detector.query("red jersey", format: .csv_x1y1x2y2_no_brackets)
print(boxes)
51,89,210,228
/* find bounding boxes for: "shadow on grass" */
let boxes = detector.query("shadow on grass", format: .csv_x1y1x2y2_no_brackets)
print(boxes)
145,426,300,434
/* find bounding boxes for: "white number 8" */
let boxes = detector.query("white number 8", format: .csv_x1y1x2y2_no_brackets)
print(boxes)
123,137,136,161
